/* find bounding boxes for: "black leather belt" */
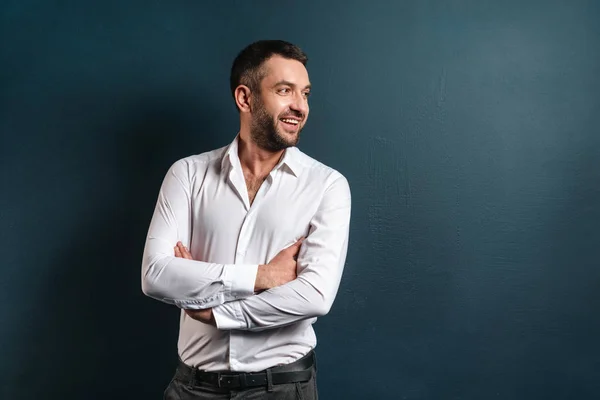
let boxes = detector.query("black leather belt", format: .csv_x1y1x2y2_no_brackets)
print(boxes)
176,351,315,389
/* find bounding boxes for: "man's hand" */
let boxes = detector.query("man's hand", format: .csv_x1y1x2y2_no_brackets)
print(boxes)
172,238,304,321
173,241,215,325
185,308,215,324
254,238,304,292
174,241,193,260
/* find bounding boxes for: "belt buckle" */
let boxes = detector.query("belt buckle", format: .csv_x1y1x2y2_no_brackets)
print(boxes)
218,373,245,389
217,373,229,388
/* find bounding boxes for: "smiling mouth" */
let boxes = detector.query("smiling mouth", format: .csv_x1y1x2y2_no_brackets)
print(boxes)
279,117,302,131
280,117,300,125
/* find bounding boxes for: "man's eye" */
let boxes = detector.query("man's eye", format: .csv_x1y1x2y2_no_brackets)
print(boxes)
303,92,311,98
278,88,290,94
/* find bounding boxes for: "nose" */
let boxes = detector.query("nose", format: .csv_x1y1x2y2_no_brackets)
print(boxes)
290,91,309,117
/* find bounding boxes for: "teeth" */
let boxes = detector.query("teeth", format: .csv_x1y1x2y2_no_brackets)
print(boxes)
281,118,299,125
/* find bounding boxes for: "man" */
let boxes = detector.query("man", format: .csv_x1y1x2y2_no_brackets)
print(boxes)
141,40,351,399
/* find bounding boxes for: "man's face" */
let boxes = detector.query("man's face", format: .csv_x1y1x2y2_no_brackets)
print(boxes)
250,55,311,152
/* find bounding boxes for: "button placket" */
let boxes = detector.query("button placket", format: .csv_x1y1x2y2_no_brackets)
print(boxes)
234,209,253,262
234,222,246,263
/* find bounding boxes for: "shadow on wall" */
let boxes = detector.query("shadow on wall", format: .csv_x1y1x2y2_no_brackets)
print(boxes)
8,93,224,399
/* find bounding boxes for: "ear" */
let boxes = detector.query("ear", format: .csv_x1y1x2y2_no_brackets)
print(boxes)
234,85,252,113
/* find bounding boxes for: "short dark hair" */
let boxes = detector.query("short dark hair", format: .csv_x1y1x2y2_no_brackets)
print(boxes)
230,40,308,108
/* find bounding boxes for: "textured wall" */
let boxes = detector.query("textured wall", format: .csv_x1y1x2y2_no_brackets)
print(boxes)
1,1,599,399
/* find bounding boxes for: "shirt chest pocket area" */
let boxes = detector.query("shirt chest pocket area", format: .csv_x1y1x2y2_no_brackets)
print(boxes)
250,199,318,246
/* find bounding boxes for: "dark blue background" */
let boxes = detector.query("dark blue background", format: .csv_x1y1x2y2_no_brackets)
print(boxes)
1,1,599,399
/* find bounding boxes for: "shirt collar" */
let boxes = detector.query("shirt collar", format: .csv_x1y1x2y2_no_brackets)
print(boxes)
221,135,302,178
220,135,240,171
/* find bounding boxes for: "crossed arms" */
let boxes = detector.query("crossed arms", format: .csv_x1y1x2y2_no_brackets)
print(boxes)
141,161,351,332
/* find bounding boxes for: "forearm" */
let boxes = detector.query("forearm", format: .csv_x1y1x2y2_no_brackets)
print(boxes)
213,231,349,331
141,160,259,309
141,240,258,309
212,275,340,331
212,175,352,331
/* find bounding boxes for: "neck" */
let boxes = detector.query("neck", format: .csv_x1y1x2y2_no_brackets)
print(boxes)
238,130,284,177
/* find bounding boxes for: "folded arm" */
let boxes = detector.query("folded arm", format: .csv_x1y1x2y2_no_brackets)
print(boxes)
210,176,351,331
141,160,258,309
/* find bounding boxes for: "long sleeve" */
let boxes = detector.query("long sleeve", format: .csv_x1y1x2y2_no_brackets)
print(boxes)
212,175,351,331
141,160,258,309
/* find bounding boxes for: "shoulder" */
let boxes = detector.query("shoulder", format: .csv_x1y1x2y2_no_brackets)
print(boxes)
292,147,350,191
168,145,228,177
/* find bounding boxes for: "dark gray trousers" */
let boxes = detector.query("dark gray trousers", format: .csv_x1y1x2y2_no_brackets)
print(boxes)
163,366,318,400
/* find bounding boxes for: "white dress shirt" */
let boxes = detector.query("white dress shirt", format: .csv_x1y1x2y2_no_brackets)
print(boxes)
141,135,351,372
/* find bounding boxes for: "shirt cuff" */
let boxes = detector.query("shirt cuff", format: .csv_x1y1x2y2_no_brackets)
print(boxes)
223,264,258,301
213,301,247,330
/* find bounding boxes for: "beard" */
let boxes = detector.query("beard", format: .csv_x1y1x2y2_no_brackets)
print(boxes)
250,97,304,152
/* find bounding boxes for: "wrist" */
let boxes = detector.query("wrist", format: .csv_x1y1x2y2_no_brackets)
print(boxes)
185,308,215,325
207,308,216,326
254,264,268,291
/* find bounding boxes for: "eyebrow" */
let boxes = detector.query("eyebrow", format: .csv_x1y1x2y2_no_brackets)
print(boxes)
273,80,312,90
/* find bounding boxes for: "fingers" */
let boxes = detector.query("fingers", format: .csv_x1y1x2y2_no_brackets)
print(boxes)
178,242,192,260
293,237,305,249
174,241,193,259
287,237,305,255
182,244,193,260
